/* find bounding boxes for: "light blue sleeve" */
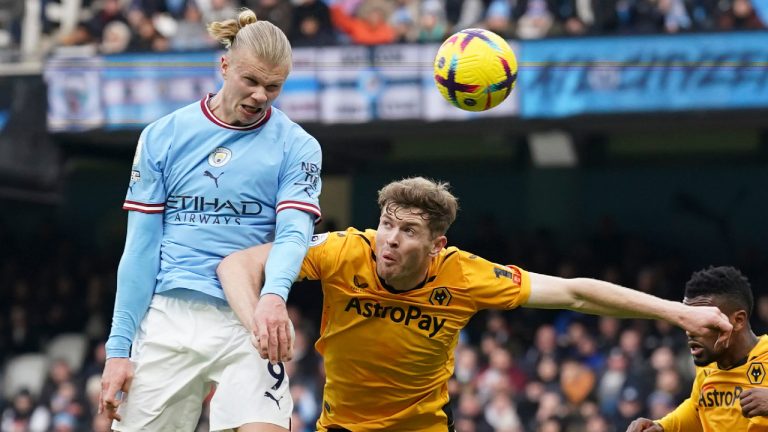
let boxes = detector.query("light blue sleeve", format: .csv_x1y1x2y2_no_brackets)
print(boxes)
105,211,163,358
261,208,314,301
275,133,322,218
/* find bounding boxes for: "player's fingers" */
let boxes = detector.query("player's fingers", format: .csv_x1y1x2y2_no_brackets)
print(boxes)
626,420,643,432
260,338,270,361
250,332,261,351
122,374,133,393
267,320,280,365
101,380,120,406
715,308,733,348
284,325,294,363
98,387,105,415
741,398,757,417
283,325,294,363
107,400,123,421
102,392,122,421
277,322,290,362
714,326,733,351
255,317,271,359
627,418,655,432
106,404,122,422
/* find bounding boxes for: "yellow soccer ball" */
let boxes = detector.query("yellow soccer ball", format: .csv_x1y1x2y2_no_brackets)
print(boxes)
433,29,518,112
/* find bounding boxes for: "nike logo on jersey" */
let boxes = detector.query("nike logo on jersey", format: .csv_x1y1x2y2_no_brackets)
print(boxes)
264,391,283,409
203,170,223,188
344,298,446,338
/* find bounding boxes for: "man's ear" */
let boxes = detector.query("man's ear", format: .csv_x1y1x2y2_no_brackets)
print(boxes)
220,55,229,78
732,309,749,332
430,235,447,256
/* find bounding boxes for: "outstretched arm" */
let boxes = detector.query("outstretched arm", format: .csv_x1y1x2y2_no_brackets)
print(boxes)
254,209,314,364
523,272,732,344
217,243,273,332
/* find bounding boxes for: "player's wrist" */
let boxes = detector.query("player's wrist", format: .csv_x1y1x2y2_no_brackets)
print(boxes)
105,335,132,359
259,281,291,302
259,287,289,302
105,350,131,359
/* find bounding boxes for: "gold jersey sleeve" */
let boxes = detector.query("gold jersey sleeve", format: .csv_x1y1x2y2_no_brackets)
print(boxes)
657,378,704,432
298,228,531,432
659,335,768,432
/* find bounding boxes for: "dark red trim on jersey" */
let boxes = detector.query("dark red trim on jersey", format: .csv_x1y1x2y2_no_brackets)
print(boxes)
276,200,322,224
200,93,272,131
123,200,164,214
276,200,321,215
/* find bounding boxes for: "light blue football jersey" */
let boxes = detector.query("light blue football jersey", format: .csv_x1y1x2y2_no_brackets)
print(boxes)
124,94,322,300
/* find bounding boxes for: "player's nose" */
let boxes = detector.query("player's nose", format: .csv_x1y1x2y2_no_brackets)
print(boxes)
250,87,267,103
385,230,399,246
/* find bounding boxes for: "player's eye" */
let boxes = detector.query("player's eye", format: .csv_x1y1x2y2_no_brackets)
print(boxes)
267,85,280,91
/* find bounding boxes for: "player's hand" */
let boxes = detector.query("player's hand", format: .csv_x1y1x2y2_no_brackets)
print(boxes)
99,357,134,421
740,387,768,418
626,418,663,432
252,293,294,364
679,305,733,351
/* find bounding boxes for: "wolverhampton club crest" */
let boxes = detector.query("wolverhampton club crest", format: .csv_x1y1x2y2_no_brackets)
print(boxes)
208,147,232,167
429,287,452,306
747,362,765,385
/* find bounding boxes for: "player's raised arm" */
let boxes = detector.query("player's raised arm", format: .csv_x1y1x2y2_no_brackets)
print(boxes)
523,272,732,344
217,243,273,332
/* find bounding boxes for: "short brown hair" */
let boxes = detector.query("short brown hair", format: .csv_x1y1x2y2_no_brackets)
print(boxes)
377,177,459,236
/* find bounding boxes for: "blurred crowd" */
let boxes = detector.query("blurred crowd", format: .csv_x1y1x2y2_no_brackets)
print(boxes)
2,216,768,431
0,0,766,54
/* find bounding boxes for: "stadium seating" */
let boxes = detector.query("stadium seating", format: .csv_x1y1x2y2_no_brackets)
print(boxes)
46,332,88,372
2,353,49,400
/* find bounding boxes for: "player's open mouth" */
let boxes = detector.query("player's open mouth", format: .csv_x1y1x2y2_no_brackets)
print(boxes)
241,105,262,115
688,342,704,356
381,252,396,263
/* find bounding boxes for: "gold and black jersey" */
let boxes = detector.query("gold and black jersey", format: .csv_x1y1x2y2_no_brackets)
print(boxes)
658,335,768,431
299,228,531,432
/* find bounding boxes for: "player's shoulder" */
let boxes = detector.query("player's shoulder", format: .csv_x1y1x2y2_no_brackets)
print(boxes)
142,100,199,142
435,247,522,283
433,246,480,278
310,227,371,248
437,246,492,268
155,98,200,125
436,245,463,263
270,107,319,145
306,228,373,270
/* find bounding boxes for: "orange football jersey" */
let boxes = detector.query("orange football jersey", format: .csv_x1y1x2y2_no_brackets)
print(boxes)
658,335,768,431
299,228,531,431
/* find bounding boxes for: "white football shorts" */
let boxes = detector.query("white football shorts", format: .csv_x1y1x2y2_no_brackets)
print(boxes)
112,292,293,432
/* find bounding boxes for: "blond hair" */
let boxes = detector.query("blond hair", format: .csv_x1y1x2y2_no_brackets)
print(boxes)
377,177,459,237
207,8,292,69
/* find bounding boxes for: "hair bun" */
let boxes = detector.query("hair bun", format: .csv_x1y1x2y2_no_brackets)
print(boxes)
237,9,258,28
